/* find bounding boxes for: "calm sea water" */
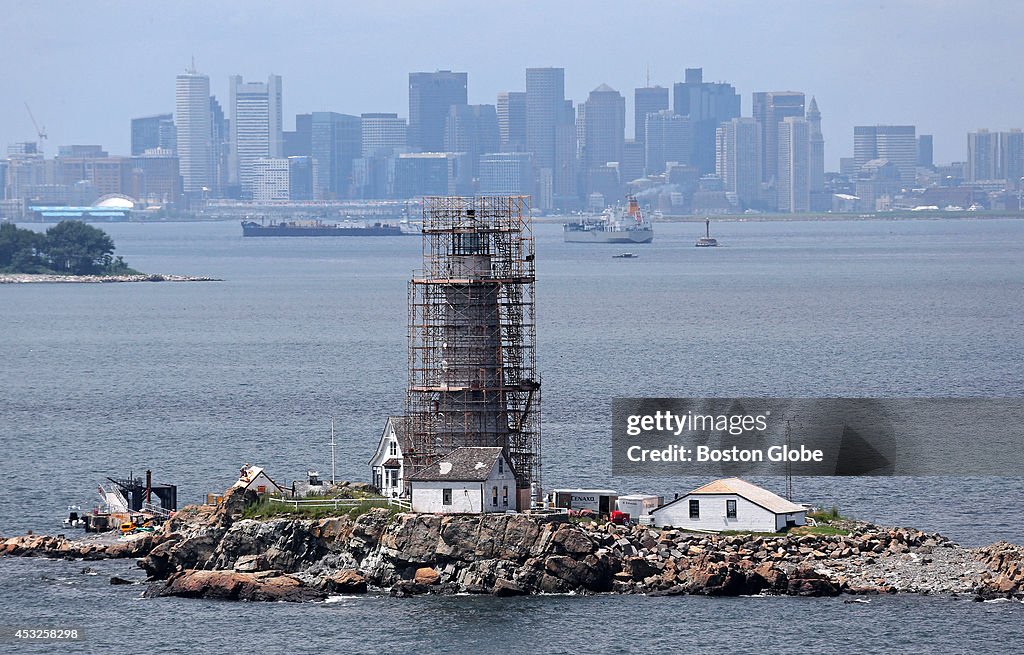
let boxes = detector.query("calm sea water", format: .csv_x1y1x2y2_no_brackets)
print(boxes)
2,217,1023,652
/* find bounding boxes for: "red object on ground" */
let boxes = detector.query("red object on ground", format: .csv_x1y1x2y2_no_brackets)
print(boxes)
610,511,629,524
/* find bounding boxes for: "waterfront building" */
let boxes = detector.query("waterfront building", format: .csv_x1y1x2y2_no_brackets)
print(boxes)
209,96,229,197
287,155,318,201
229,74,284,198
651,478,806,532
621,140,644,184
918,134,934,169
408,447,518,514
175,66,213,194
526,67,569,209
408,70,467,152
581,84,625,171
251,157,290,202
853,125,916,185
130,151,182,206
392,152,471,197
130,114,176,156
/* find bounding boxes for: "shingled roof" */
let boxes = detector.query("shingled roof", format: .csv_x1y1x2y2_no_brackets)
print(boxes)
407,447,507,482
687,477,805,514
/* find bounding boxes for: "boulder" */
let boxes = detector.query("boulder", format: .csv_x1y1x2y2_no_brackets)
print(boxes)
492,578,528,597
144,569,323,602
414,567,441,585
324,570,368,594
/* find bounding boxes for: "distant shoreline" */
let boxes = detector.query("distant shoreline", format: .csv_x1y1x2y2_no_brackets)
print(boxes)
0,273,221,284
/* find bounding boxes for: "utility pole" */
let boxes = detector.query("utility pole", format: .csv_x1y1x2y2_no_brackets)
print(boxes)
329,417,337,485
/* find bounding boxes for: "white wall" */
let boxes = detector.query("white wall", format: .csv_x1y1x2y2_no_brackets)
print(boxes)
368,422,404,498
412,482,484,514
653,493,782,532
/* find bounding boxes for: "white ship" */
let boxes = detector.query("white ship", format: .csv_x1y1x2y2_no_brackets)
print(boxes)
563,196,654,243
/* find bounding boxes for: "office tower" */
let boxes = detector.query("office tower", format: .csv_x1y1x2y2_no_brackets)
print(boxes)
497,91,527,151
310,112,361,199
229,74,283,198
777,117,810,213
917,134,934,168
284,113,313,158
716,117,761,209
525,68,564,170
645,109,690,175
175,66,213,194
634,85,669,159
752,91,805,186
209,96,229,196
581,84,625,170
361,113,407,156
967,129,1000,182
1000,130,1024,187
854,125,917,185
806,97,825,194
131,114,176,156
479,152,533,195
287,155,318,201
621,140,644,184
130,151,182,206
444,104,499,177
251,157,290,202
673,68,740,174
393,152,471,197
554,99,578,208
408,70,467,152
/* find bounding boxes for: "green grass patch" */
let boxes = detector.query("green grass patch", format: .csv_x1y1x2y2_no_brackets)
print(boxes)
241,496,399,521
807,505,844,522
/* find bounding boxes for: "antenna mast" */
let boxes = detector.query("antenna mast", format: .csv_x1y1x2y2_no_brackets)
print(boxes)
329,417,337,485
785,418,794,501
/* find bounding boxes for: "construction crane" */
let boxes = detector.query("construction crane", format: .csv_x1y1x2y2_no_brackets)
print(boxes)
24,102,48,152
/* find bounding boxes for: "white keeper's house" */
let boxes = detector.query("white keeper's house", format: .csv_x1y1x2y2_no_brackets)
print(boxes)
651,478,806,532
368,416,410,499
407,447,518,514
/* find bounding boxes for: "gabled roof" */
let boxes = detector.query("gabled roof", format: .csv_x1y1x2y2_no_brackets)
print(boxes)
369,416,413,465
407,447,507,482
232,465,284,493
656,478,804,515
592,83,617,93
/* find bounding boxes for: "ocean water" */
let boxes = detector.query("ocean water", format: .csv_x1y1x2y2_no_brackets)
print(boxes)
2,217,1024,653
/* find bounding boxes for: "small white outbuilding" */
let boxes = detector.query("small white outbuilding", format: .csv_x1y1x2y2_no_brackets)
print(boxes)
232,464,284,496
408,447,518,514
651,478,806,533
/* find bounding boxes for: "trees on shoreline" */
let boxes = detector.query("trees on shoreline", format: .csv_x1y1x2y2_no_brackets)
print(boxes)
0,221,137,275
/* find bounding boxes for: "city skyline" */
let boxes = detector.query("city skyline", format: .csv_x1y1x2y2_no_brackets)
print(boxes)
4,1,1023,166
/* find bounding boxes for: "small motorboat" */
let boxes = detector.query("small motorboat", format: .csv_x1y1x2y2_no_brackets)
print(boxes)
612,252,638,259
62,506,85,528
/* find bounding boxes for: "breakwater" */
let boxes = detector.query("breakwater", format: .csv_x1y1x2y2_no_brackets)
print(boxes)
0,273,220,283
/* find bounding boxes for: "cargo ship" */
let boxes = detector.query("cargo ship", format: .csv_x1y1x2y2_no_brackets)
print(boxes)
241,219,409,237
563,196,654,243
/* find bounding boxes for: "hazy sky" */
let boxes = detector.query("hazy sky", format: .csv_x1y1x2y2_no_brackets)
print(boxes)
5,1,1022,167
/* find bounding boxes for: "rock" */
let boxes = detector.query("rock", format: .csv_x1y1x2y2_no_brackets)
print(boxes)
492,579,527,597
414,567,441,585
109,576,134,585
144,569,323,602
390,580,430,597
324,570,367,594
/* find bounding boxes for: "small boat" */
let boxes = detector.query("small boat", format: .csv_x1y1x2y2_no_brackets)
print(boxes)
612,252,638,259
695,219,718,247
61,505,85,528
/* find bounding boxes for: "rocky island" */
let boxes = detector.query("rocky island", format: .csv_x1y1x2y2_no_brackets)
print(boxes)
3,487,1023,603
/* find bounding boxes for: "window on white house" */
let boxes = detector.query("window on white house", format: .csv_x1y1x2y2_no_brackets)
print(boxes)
498,457,503,473
443,488,452,505
492,486,498,506
689,499,700,519
389,440,397,457
502,486,509,507
726,499,737,519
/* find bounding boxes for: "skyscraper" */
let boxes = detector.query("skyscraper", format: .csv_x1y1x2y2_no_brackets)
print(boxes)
1000,130,1024,187
854,125,916,185
497,91,526,151
310,112,361,199
752,91,805,185
581,84,625,170
131,114,176,156
634,85,669,164
806,97,825,194
175,66,212,194
444,104,499,178
917,134,934,168
408,71,467,152
284,113,313,158
526,67,566,209
967,129,999,182
672,68,740,174
229,74,284,198
777,117,810,213
361,113,407,156
645,109,690,175
716,117,761,209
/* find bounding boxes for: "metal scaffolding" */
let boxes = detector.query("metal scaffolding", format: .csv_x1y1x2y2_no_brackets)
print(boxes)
405,196,541,499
